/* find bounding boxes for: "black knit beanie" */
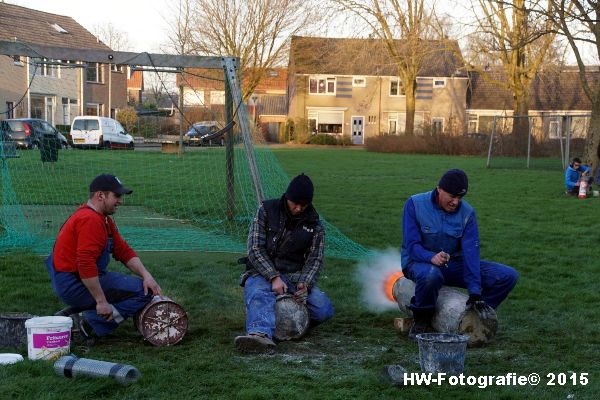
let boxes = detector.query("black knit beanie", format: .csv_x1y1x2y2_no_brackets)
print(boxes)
285,173,314,204
438,169,468,196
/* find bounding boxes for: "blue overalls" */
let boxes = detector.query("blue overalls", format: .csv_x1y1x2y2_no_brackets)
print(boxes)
46,236,152,337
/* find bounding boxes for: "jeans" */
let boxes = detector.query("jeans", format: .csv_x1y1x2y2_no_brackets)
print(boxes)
402,259,519,311
243,274,334,339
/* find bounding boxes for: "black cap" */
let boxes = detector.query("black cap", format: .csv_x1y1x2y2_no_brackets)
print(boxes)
89,174,133,195
438,169,468,196
285,173,314,204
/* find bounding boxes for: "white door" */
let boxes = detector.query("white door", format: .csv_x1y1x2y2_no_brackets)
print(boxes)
351,116,364,144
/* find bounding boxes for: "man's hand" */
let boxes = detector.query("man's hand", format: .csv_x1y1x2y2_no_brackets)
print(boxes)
142,273,162,296
96,300,114,321
271,276,287,295
431,251,450,267
293,283,308,304
466,294,494,320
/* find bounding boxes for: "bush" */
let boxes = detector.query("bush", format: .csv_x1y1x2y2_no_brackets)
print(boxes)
309,134,339,145
116,107,139,133
365,134,490,155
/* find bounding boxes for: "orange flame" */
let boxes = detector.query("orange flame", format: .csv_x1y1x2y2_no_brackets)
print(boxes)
383,271,404,301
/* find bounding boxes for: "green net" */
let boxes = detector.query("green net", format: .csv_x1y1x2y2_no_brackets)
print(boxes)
0,123,367,260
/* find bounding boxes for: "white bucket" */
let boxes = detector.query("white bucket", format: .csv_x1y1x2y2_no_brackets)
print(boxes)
25,316,72,361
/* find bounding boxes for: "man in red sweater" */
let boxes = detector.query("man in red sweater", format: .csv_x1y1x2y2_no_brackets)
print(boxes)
45,174,162,341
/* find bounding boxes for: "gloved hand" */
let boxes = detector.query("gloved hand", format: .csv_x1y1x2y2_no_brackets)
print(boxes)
293,283,308,304
466,294,494,320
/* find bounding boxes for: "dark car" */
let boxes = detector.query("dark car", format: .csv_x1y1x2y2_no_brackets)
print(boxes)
0,118,68,149
184,121,223,146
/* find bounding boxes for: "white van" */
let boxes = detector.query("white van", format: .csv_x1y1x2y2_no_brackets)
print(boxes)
70,116,134,149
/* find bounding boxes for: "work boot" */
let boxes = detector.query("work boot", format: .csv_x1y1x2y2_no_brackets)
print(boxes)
70,313,96,346
408,308,436,341
234,333,276,354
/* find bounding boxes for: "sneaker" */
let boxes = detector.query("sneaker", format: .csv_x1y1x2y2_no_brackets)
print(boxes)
408,320,435,341
234,333,276,354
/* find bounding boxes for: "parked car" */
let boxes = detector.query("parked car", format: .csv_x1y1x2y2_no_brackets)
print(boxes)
0,118,68,149
184,121,223,146
70,116,134,149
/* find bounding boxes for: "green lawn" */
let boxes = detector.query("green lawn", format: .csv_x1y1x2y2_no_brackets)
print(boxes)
1,148,599,399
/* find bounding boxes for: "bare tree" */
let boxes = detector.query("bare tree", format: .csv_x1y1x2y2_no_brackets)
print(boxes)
190,0,318,100
92,23,132,51
468,0,557,147
551,1,600,173
331,0,445,135
162,0,201,56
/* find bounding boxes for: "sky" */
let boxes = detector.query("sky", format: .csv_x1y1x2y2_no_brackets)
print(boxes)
9,0,170,52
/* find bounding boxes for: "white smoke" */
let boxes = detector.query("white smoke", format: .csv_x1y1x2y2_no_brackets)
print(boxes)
355,248,403,313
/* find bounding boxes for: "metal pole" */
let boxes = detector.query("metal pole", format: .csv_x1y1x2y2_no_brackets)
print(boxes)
108,63,112,117
224,66,235,221
222,57,264,203
178,68,184,157
565,116,572,167
559,117,565,170
486,116,497,168
527,116,532,169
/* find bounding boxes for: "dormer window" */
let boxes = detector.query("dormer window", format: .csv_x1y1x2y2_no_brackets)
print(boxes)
51,23,68,34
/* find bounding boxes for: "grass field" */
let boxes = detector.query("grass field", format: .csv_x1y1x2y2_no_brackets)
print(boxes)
1,147,599,399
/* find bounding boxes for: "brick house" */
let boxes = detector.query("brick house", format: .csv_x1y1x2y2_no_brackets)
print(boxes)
180,67,288,139
287,36,469,144
467,67,597,140
0,3,127,124
127,69,144,106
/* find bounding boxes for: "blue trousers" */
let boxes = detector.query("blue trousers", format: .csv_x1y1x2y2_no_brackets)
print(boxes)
402,259,519,311
47,261,152,336
243,274,334,339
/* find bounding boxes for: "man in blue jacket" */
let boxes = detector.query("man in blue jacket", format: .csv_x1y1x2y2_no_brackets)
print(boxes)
565,157,592,195
401,169,519,340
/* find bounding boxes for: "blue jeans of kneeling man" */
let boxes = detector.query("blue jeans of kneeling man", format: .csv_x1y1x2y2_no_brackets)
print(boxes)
243,274,334,339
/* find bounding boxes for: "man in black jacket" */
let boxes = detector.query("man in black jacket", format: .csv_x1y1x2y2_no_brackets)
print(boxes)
235,174,334,353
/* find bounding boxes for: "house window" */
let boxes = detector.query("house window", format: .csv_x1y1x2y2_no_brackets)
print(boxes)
183,89,205,106
433,79,446,88
389,120,397,134
111,64,125,73
13,56,24,66
87,63,103,83
309,76,336,95
210,91,225,105
467,114,478,133
39,58,59,78
6,102,14,119
432,117,444,135
307,110,343,134
390,78,405,96
86,103,102,116
549,120,561,139
352,76,366,87
51,23,68,33
368,115,376,123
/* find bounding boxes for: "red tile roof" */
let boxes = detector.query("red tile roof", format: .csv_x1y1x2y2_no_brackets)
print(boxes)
468,69,598,111
289,36,466,77
0,3,109,50
180,67,287,93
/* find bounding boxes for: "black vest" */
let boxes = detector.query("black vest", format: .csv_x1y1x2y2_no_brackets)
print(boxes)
263,197,320,273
